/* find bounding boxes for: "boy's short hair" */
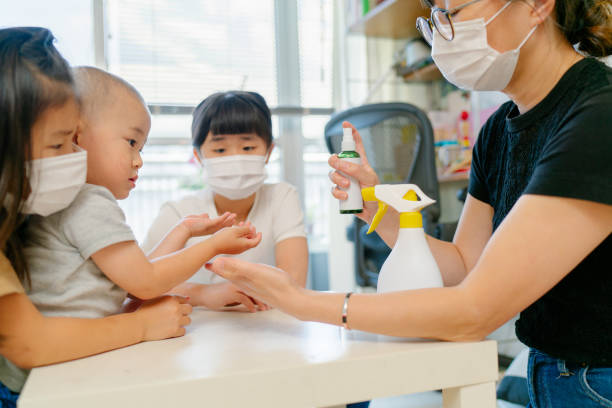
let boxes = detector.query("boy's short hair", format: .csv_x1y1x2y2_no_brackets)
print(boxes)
72,66,146,121
191,91,273,150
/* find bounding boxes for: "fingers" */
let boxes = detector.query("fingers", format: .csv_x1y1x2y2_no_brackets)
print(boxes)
180,315,192,326
206,257,239,280
219,212,236,224
175,295,191,305
237,293,257,312
328,154,364,179
331,185,348,201
180,303,193,315
173,327,187,338
251,231,262,243
251,296,269,311
329,168,350,188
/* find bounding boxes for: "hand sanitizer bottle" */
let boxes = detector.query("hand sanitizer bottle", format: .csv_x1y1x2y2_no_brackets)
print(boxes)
362,184,443,293
338,127,363,214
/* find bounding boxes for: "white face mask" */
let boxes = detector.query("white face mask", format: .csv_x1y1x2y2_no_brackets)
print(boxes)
431,2,538,91
202,154,268,200
21,146,88,216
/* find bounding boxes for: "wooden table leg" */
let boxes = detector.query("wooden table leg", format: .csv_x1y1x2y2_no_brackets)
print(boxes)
442,382,496,408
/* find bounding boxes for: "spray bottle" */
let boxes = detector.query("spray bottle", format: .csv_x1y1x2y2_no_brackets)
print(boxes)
362,184,443,293
338,127,363,214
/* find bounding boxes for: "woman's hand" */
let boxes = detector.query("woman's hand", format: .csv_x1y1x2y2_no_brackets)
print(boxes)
134,295,193,340
205,258,302,315
190,282,269,312
179,212,237,238
210,222,262,255
328,121,380,224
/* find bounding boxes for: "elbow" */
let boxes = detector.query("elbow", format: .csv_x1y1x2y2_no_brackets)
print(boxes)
128,266,167,300
1,343,41,369
12,354,37,370
128,286,161,300
444,289,497,342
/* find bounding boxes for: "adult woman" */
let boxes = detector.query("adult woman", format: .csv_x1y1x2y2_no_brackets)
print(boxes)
207,0,612,406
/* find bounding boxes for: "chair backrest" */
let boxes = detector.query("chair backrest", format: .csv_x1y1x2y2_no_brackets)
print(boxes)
324,102,440,224
324,102,441,288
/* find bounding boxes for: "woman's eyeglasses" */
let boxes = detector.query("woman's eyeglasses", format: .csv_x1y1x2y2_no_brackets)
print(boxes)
416,0,482,45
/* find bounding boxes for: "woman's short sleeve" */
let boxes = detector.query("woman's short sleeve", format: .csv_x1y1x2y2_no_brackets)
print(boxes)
524,88,612,205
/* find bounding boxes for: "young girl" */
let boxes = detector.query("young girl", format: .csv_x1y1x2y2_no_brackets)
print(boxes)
0,27,192,406
143,91,308,309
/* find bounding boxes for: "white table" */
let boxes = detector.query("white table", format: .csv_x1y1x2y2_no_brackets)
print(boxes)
19,309,498,408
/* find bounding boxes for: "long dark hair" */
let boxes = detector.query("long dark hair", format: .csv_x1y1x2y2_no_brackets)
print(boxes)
0,27,75,284
553,0,612,58
191,91,273,151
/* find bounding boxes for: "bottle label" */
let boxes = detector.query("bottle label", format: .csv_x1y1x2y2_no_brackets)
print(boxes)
339,157,363,212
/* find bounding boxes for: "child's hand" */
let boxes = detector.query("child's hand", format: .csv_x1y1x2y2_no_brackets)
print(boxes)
210,222,262,255
134,295,193,341
190,282,268,312
180,212,237,238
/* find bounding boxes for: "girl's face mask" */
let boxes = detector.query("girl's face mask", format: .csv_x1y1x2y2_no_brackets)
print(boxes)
202,154,268,200
21,145,88,216
431,1,538,91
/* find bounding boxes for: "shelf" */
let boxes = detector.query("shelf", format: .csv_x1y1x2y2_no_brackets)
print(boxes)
396,63,443,82
438,172,469,183
348,0,429,39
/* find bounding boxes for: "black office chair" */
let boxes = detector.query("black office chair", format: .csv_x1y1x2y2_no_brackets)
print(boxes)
324,102,443,288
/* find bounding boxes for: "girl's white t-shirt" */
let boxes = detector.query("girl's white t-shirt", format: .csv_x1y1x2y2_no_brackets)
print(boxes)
142,182,306,284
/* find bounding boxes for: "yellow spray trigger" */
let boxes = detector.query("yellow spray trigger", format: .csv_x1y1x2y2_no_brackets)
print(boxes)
362,186,431,233
361,187,388,234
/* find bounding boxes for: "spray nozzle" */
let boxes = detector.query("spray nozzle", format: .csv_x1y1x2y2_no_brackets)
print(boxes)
361,184,435,234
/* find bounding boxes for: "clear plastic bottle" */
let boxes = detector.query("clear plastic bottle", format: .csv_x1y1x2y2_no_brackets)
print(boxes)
338,127,363,214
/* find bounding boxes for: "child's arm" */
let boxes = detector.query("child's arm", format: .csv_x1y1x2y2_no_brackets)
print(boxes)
0,293,192,369
275,237,309,287
147,212,236,259
91,225,262,300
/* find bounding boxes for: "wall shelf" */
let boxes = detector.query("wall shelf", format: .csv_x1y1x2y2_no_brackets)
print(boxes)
396,63,443,82
438,172,469,183
348,0,429,39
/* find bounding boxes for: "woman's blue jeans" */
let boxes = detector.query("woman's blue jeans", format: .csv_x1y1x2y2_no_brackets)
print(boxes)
0,381,18,408
527,348,612,407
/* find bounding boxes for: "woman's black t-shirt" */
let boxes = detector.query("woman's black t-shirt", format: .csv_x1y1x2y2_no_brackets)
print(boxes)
468,58,612,365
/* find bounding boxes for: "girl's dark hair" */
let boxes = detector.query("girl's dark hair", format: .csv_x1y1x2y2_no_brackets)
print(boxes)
191,91,273,150
553,0,612,58
0,27,75,285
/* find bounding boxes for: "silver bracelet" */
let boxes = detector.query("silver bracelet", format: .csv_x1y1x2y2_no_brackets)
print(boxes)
342,292,353,330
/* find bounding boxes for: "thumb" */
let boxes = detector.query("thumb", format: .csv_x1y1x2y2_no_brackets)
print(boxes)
206,257,235,279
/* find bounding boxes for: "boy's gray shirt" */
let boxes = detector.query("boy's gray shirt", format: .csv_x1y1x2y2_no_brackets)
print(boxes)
25,183,134,318
0,184,135,392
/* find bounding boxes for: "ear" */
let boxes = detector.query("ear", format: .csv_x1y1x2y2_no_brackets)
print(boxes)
265,143,275,164
530,0,555,25
193,147,202,165
74,120,85,146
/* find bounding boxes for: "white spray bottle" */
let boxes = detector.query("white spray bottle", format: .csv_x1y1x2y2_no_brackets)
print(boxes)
362,184,443,293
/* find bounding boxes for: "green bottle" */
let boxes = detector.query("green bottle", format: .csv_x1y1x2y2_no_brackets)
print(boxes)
338,128,363,214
